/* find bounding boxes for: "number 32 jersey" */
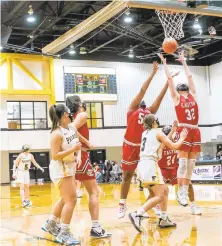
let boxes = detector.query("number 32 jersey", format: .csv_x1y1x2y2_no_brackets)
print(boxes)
175,93,199,125
124,108,151,144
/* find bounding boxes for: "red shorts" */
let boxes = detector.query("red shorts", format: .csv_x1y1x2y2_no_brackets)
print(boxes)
176,126,201,153
121,142,140,171
75,151,95,181
161,167,178,186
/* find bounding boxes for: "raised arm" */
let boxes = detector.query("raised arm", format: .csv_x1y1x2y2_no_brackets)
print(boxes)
158,53,180,105
168,120,178,140
176,50,196,97
31,154,44,172
128,61,159,112
157,128,188,150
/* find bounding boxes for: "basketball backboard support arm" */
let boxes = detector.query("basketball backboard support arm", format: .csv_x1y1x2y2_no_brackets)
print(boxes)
127,0,222,17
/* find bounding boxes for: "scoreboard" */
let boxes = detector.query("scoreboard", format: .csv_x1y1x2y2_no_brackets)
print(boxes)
64,66,117,101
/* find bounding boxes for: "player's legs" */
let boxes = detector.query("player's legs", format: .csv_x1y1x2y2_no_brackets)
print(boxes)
177,150,190,206
24,184,30,201
118,170,135,219
76,180,82,198
129,184,176,232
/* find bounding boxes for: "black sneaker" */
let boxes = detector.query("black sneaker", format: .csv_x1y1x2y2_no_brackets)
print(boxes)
90,227,112,238
129,212,143,233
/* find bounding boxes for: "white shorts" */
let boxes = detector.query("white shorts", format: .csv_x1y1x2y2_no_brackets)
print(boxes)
137,158,164,187
49,160,76,188
16,170,30,185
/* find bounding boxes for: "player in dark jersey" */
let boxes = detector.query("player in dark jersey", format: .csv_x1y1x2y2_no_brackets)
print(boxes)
158,52,201,207
118,62,179,219
66,95,111,238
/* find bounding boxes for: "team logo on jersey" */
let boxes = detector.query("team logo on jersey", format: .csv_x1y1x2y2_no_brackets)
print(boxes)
87,169,94,176
66,134,78,144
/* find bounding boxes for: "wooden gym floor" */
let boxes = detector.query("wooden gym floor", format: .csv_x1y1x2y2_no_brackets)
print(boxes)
0,183,222,246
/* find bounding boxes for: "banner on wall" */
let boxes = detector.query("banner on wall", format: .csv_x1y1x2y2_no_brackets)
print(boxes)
191,165,222,181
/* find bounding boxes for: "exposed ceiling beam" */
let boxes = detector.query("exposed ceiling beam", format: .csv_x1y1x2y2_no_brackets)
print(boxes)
42,0,127,54
3,1,28,25
22,2,81,48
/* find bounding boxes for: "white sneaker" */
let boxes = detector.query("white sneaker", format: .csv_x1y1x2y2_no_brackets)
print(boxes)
56,229,80,245
158,217,177,229
152,205,161,216
177,187,188,207
77,190,82,198
128,211,142,232
117,203,127,219
191,206,202,215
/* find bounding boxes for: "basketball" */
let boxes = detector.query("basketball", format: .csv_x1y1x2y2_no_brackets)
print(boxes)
162,38,178,54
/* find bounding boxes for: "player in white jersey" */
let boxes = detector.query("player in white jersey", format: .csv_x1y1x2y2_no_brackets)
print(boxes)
129,114,188,232
41,104,88,245
12,144,44,208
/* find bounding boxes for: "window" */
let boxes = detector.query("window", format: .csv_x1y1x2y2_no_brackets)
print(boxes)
85,102,104,128
7,101,47,129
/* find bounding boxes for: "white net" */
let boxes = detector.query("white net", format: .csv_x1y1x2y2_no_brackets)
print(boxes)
155,10,187,40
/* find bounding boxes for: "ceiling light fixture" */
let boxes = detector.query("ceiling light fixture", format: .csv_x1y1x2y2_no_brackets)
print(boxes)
80,47,87,54
128,47,134,58
27,5,36,23
0,46,3,51
124,10,132,23
69,44,76,55
193,18,201,29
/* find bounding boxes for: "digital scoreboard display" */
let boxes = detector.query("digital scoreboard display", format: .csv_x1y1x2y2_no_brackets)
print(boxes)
64,66,117,101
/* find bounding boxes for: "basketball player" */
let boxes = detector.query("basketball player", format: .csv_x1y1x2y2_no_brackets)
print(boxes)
12,145,44,208
66,95,111,238
158,52,201,206
42,104,81,245
118,62,179,219
158,125,201,215
129,114,188,232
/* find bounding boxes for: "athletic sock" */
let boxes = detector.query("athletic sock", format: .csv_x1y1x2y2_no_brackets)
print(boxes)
183,185,189,194
119,199,126,205
190,202,195,208
136,207,145,216
160,211,167,220
60,223,69,232
49,215,58,222
92,220,100,228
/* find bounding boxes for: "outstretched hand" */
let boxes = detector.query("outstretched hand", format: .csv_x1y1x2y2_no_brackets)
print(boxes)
157,53,166,64
152,61,159,73
176,50,186,64
172,71,180,78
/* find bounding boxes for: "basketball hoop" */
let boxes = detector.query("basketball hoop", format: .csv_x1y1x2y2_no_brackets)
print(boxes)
155,10,187,40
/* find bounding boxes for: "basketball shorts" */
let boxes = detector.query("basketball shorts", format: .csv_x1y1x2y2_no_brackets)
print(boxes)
161,167,178,186
75,151,95,181
176,126,201,152
137,158,164,187
16,170,30,185
121,142,140,171
49,160,76,189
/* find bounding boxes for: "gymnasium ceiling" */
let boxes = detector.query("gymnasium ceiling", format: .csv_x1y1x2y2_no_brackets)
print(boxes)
1,1,222,66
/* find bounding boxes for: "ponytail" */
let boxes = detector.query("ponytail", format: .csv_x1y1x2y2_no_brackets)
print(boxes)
49,104,68,132
49,105,59,132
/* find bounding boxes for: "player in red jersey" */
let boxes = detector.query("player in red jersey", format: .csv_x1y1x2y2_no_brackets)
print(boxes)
158,51,201,207
118,62,179,219
66,95,111,238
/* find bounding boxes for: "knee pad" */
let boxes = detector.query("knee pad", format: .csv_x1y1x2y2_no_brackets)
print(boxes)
177,158,188,178
185,159,196,179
